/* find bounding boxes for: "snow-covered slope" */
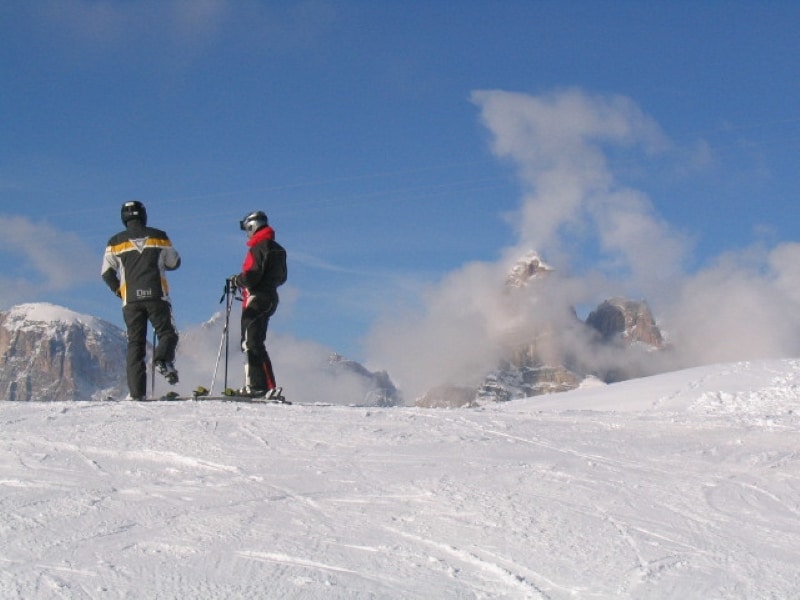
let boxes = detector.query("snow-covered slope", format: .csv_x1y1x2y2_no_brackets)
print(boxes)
1,358,799,598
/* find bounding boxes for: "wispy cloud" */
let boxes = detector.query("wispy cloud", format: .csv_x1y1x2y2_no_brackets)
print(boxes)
0,214,96,307
31,0,230,65
32,0,335,61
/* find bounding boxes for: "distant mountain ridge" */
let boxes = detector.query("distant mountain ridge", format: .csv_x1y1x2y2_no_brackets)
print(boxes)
2,254,667,405
0,303,400,404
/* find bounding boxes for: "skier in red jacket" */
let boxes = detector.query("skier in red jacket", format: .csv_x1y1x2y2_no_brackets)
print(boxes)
230,211,287,399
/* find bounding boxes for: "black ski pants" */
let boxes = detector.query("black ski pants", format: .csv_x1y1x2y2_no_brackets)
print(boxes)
123,299,179,398
240,291,278,392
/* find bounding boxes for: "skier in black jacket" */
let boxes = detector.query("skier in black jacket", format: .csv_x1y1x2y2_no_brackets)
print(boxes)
101,201,181,400
231,210,287,399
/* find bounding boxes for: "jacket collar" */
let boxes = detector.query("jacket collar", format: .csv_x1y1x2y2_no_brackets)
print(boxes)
247,225,275,247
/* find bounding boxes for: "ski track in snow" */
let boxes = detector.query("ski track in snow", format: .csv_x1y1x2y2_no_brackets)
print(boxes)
1,359,800,598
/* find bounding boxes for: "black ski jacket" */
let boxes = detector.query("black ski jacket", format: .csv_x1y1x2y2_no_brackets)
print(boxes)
101,220,181,305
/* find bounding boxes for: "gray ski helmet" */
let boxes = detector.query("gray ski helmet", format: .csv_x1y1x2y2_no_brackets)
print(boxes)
240,210,268,236
121,200,147,226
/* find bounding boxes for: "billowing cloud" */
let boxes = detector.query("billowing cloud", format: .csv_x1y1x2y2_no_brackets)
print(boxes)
472,88,684,292
174,315,389,406
661,243,800,365
364,89,800,402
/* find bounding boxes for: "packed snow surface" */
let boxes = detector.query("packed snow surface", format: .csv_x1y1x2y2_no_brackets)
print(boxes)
2,359,799,599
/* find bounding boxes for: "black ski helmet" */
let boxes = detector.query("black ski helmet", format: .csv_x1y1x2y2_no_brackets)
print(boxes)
121,200,147,226
240,210,268,236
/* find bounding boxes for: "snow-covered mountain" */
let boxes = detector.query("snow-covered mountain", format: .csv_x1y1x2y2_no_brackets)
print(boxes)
0,303,127,401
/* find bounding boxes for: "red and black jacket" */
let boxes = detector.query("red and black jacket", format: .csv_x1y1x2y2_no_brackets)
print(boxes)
234,226,287,308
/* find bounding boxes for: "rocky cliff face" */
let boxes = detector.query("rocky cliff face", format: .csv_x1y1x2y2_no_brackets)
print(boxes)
585,297,664,348
0,303,127,401
327,353,401,406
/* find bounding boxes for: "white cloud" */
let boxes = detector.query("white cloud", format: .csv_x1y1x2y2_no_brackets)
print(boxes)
365,260,512,400
174,315,386,405
0,214,96,306
471,88,676,280
660,243,800,365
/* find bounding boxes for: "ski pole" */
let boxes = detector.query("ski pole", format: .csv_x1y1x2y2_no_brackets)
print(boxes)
209,324,225,394
210,280,229,393
150,330,156,398
210,278,235,393
223,278,233,391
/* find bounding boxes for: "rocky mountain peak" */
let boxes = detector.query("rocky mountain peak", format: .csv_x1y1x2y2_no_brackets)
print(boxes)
505,250,554,288
586,297,664,348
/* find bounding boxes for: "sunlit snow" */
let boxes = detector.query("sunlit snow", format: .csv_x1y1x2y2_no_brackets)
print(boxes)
2,359,799,598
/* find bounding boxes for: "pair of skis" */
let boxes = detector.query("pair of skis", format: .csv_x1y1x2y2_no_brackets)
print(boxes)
157,386,292,404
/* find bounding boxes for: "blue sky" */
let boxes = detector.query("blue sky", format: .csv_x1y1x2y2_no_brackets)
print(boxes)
2,1,799,367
